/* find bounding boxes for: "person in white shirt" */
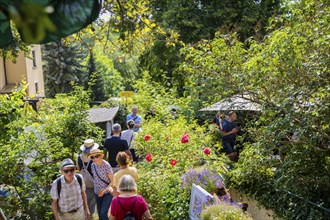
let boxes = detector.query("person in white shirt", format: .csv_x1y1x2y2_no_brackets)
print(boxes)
121,120,138,162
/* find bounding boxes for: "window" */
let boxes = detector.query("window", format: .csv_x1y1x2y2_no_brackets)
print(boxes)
32,50,37,67
35,82,39,94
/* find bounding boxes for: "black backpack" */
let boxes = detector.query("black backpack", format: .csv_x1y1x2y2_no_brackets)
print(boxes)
117,196,138,220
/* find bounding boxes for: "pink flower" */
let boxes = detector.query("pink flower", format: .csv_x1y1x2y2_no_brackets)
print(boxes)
145,153,152,162
204,147,211,155
170,159,177,166
144,135,151,141
181,135,189,144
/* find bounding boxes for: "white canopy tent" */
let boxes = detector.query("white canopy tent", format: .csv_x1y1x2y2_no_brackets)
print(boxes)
199,94,261,112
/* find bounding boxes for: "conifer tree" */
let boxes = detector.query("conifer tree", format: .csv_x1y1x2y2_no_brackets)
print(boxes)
42,40,88,97
87,51,106,101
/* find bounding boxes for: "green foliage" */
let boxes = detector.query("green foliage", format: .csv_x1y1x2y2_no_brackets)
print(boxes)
137,171,190,219
150,0,281,43
0,86,103,219
131,71,195,121
139,38,184,95
42,39,89,97
201,203,252,220
87,51,106,101
135,117,227,219
177,0,330,219
92,43,129,96
39,86,104,158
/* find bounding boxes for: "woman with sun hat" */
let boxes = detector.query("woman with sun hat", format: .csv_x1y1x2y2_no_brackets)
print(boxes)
77,139,99,219
89,148,114,220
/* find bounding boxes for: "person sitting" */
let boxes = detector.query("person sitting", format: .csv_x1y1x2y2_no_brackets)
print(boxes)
109,175,152,220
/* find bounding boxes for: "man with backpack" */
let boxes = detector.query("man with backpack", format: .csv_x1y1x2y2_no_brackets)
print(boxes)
50,158,90,220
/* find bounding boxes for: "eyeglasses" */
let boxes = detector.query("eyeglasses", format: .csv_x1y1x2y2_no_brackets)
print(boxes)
63,168,75,173
90,154,101,160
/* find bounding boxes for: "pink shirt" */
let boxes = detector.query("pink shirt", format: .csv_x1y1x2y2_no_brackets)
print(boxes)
110,195,149,220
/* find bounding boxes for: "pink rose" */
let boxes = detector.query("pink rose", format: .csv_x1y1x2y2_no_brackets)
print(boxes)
170,159,177,166
144,135,151,141
181,135,189,144
145,153,152,162
204,147,211,155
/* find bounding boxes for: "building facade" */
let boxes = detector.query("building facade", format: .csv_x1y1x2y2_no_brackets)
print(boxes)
0,45,45,97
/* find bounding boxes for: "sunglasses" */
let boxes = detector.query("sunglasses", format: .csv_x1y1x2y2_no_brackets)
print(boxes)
90,154,102,160
63,168,75,173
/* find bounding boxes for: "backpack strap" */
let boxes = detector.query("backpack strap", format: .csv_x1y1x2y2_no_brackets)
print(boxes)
56,175,82,210
128,131,135,148
75,174,82,188
93,164,110,185
78,155,83,170
56,178,61,199
57,174,82,199
132,116,138,122
117,196,138,214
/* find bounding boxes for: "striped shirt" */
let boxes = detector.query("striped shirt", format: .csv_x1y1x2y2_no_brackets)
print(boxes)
50,174,86,212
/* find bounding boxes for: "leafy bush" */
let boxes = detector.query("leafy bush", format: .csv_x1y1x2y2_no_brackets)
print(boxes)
0,86,103,219
135,116,227,219
201,203,252,220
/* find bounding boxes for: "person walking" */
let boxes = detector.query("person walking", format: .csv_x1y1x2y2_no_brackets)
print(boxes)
109,175,152,220
121,120,138,163
104,123,130,173
89,149,114,220
112,151,138,196
77,139,99,219
126,105,142,132
50,158,90,220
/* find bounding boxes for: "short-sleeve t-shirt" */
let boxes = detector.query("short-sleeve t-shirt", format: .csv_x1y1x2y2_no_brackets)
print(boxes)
50,174,86,212
104,136,129,167
221,119,237,140
121,130,137,148
91,160,113,194
110,195,148,220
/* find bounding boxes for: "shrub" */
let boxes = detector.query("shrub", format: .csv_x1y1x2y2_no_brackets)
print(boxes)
201,203,253,220
135,116,227,219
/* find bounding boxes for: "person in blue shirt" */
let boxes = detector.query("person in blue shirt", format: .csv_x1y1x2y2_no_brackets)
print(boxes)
221,111,239,155
126,105,142,132
215,111,224,130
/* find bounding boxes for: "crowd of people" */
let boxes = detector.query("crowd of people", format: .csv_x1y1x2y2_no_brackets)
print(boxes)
50,106,152,220
49,106,243,219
